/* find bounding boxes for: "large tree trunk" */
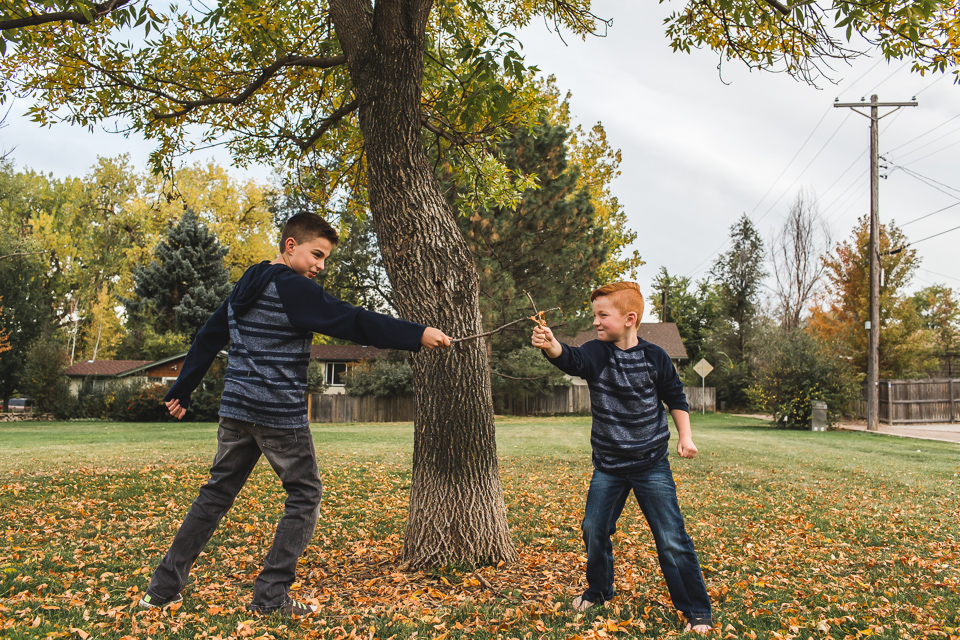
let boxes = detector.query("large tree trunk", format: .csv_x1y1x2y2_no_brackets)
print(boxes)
330,0,517,568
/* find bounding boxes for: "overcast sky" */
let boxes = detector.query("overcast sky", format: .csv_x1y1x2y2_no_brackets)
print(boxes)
3,0,958,322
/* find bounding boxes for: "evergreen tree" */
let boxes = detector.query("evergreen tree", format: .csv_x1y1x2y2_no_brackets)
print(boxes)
711,214,767,357
124,209,232,344
706,215,767,408
454,122,609,349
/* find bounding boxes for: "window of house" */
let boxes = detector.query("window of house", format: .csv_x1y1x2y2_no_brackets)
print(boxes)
81,379,106,395
326,362,348,386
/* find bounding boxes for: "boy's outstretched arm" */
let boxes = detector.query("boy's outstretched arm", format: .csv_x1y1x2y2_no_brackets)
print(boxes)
671,409,698,459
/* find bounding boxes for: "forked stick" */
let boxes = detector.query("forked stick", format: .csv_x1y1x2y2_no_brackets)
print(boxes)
450,307,560,344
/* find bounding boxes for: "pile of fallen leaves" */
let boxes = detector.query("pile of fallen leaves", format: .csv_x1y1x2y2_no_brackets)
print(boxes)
1,420,958,640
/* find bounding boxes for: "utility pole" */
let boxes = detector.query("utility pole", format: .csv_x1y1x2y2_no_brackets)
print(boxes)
834,94,917,430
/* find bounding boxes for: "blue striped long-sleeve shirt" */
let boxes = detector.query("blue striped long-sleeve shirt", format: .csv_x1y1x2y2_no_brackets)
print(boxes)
546,339,689,475
165,262,426,427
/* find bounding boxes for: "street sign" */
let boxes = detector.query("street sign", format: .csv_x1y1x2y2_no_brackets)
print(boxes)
693,358,713,378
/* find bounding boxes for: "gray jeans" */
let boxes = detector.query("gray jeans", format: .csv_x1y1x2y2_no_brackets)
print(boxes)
146,417,322,610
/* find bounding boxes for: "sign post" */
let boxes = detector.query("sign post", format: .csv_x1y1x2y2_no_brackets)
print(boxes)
692,358,713,415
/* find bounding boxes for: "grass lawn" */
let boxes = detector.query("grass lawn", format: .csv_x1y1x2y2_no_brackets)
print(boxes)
1,414,958,639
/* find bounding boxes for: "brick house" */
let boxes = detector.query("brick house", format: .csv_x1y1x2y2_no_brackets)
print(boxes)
63,353,187,396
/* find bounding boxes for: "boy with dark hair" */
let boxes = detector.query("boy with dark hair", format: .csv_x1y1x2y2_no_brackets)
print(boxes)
531,281,712,634
140,212,450,617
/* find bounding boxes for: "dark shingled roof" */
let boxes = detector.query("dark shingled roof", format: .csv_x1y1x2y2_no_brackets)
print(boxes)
310,344,390,361
63,360,152,377
565,323,688,360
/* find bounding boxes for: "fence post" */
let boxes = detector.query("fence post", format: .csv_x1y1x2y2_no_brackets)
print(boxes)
951,379,956,424
885,380,893,425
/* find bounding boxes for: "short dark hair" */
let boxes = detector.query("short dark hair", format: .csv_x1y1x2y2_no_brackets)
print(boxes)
279,212,339,251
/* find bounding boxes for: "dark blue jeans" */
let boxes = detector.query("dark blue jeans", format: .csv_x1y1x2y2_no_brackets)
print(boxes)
581,458,712,622
146,417,322,611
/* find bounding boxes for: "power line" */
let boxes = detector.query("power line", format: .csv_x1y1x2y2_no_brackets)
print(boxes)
914,71,950,96
886,112,960,154
891,164,960,199
863,60,911,96
918,267,960,284
891,119,960,160
822,169,868,223
909,222,960,247
745,106,832,219
900,137,960,167
823,150,867,195
752,112,854,226
901,201,960,227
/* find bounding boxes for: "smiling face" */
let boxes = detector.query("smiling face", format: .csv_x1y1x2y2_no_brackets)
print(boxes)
592,295,638,343
282,235,335,278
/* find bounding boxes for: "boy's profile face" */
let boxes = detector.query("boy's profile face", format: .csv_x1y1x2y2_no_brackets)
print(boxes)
591,295,638,343
283,236,335,278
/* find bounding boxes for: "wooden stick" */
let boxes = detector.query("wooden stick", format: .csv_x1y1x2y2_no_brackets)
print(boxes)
524,289,540,316
450,307,560,344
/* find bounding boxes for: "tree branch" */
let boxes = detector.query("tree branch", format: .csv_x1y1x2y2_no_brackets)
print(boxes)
0,0,132,31
140,54,347,120
451,308,561,344
0,250,48,261
293,96,361,150
420,115,482,146
761,0,819,16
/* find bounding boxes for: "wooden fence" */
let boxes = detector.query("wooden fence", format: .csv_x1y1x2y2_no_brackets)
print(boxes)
685,386,717,414
879,378,959,425
308,393,414,423
309,384,716,423
494,385,592,416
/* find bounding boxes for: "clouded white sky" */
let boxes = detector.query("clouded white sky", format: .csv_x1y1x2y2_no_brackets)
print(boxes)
3,0,958,322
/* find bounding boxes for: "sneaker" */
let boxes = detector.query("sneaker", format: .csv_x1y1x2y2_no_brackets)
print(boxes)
248,598,317,618
571,595,603,612
138,592,183,609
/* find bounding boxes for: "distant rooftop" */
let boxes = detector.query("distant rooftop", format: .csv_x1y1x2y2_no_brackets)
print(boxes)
63,360,151,377
564,323,688,360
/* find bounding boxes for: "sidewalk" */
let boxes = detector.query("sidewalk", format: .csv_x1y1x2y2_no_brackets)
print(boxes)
838,420,960,444
731,413,960,444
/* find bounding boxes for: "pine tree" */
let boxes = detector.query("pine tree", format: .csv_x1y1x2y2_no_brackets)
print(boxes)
455,122,609,348
706,215,767,408
125,209,232,341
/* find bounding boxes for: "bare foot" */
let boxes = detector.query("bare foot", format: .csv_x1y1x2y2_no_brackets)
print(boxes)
685,623,712,634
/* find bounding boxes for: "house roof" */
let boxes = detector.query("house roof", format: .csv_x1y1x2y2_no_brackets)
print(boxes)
64,360,152,377
565,323,688,360
310,344,390,361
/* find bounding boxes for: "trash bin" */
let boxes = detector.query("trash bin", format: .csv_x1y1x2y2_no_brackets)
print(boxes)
810,400,827,431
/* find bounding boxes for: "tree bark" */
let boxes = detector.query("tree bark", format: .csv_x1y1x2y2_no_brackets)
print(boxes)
330,0,516,568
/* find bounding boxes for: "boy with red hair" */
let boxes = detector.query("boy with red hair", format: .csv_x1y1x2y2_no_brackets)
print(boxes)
531,281,712,634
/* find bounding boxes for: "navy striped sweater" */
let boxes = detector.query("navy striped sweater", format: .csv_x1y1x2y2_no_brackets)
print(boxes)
546,338,689,475
165,262,426,428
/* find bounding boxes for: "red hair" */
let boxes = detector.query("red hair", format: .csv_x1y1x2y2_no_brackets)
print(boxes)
591,281,644,318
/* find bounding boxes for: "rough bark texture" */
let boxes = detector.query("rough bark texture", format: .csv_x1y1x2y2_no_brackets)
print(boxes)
330,0,517,568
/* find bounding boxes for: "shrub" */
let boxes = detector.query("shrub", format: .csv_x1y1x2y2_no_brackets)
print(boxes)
110,382,170,422
747,327,860,428
491,346,570,401
344,352,413,397
188,358,226,421
20,334,71,415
